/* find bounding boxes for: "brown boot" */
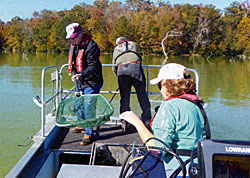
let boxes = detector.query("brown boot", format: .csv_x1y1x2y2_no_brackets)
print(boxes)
80,135,92,146
70,127,85,133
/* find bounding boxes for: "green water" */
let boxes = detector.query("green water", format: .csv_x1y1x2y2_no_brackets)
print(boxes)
1,53,250,177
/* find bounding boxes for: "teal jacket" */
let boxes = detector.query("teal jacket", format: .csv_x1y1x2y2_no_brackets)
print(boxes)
152,98,206,168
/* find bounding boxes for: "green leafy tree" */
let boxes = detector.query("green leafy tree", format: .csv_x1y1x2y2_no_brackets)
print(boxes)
131,10,160,54
236,16,250,55
48,18,69,52
21,19,35,52
0,20,5,50
235,1,250,56
113,16,136,43
1,0,250,56
94,0,109,9
193,4,221,56
218,2,241,56
5,16,24,52
177,4,199,54
84,5,109,51
153,4,174,55
126,0,153,12
105,1,130,47
32,10,56,52
65,4,90,28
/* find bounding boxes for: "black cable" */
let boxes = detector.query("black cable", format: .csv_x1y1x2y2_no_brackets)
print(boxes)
119,137,187,178
144,137,173,151
170,158,191,178
148,146,186,178
122,162,133,178
122,145,186,178
188,149,198,178
127,151,151,177
119,146,148,178
118,151,133,178
170,149,198,178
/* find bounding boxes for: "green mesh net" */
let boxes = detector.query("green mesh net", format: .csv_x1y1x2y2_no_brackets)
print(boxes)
56,94,114,128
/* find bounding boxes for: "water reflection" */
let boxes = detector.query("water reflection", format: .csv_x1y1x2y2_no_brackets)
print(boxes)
1,53,250,114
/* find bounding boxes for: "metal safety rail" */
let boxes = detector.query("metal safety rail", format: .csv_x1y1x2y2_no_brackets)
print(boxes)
100,64,199,96
37,64,199,138
40,65,59,137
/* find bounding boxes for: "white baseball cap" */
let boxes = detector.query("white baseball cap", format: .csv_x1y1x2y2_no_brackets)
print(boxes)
150,63,186,85
65,23,83,39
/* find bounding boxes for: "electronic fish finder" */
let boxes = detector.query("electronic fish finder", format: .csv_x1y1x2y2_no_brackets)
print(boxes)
198,139,250,178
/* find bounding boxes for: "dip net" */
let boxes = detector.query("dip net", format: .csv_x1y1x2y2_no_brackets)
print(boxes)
56,94,114,128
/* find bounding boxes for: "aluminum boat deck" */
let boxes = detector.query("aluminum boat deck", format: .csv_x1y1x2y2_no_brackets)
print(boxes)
52,124,143,151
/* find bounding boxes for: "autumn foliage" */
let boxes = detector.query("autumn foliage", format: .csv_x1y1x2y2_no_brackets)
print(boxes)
0,0,250,56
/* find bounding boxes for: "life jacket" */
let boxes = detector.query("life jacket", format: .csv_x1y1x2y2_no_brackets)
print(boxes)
68,34,91,74
150,94,211,139
167,93,204,104
114,40,142,63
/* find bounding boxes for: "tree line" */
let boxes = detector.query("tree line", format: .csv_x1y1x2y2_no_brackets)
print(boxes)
0,0,249,57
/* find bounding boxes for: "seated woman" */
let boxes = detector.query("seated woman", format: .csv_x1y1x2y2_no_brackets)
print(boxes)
119,63,208,169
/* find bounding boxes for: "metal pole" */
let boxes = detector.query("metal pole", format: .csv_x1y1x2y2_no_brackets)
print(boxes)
55,69,59,108
41,65,58,137
187,68,199,96
59,64,69,102
41,68,45,137
146,66,150,97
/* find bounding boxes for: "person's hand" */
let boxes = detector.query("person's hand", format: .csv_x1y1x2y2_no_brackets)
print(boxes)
71,74,81,82
119,111,141,126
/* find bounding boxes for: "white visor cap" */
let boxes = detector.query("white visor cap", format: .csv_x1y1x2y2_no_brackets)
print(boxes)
150,63,186,85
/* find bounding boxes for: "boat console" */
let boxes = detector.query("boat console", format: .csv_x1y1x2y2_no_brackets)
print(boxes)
198,139,250,178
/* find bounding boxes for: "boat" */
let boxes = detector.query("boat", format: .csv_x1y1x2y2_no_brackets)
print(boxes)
5,62,250,178
4,63,183,178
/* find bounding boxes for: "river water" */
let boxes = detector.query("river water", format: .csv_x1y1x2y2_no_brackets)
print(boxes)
0,52,250,177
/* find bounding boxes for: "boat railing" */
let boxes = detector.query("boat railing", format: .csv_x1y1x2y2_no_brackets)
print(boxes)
40,65,59,137
59,64,199,96
38,64,199,138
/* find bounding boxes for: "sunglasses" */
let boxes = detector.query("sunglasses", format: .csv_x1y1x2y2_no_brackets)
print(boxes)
70,36,78,41
157,75,191,90
158,81,162,90
70,33,80,41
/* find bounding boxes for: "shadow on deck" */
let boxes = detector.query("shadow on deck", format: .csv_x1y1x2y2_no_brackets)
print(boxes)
52,125,143,152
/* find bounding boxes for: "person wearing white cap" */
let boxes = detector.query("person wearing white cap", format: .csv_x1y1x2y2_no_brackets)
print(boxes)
112,37,151,131
120,63,208,169
65,23,103,146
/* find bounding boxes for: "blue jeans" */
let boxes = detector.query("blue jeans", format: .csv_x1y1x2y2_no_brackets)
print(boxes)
79,83,103,137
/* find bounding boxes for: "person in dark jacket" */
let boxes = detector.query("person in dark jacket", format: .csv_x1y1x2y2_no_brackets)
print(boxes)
112,37,151,130
65,23,103,146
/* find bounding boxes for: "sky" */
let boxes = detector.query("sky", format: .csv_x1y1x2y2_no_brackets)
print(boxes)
0,0,246,23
